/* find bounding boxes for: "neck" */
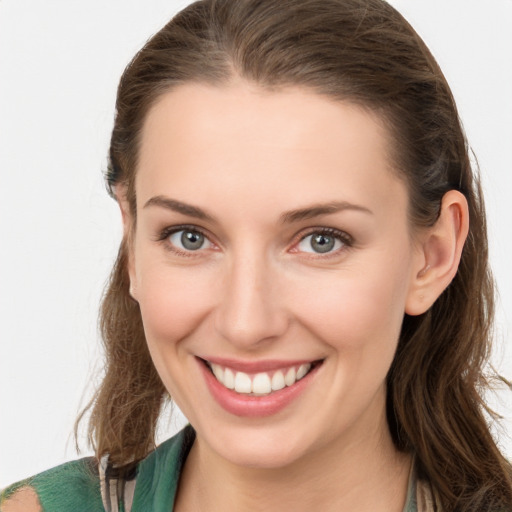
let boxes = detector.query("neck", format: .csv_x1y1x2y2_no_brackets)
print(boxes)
175,410,412,512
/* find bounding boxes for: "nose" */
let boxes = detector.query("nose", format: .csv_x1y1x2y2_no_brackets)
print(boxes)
214,252,289,349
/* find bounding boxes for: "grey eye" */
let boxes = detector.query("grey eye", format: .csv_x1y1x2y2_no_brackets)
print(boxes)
169,230,211,251
298,233,343,254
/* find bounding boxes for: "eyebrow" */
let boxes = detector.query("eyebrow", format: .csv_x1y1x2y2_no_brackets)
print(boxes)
279,201,373,224
143,196,215,221
143,196,373,223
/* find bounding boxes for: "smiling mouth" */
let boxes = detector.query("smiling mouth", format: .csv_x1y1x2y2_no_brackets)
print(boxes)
201,359,323,396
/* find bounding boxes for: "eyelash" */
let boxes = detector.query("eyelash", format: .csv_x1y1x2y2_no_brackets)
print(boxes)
156,225,353,258
156,224,213,257
293,227,353,258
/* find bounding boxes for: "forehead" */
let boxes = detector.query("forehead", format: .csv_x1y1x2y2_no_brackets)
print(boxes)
136,82,407,220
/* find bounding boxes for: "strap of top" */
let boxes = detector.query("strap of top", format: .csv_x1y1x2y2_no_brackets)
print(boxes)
416,478,436,512
98,426,195,512
99,455,136,512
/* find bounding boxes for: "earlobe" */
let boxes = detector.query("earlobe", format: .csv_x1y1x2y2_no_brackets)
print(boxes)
405,190,469,316
129,282,139,302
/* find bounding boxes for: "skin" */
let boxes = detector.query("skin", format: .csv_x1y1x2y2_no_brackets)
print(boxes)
120,81,468,512
1,488,41,512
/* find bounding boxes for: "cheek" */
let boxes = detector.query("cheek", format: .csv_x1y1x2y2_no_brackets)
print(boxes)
134,257,217,346
292,258,411,353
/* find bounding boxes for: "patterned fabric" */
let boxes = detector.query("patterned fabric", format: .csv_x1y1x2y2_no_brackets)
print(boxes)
416,479,436,512
406,464,436,512
1,425,431,511
0,458,104,511
98,454,136,512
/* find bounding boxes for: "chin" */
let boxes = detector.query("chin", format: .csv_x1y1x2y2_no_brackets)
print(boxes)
197,418,320,469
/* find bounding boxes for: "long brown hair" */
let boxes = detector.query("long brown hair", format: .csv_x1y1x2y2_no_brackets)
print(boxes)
79,0,512,509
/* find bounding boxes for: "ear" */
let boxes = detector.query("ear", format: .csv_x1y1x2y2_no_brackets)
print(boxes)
405,190,469,316
114,184,132,235
114,184,138,301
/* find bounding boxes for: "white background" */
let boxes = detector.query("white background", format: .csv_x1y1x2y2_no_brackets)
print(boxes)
1,0,511,488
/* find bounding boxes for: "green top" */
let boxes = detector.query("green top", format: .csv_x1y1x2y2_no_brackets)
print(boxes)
1,426,421,511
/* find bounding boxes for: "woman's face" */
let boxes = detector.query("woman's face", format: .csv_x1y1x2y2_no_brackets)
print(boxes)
128,82,424,468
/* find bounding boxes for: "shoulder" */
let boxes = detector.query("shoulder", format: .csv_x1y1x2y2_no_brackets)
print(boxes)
0,487,41,512
1,427,196,512
1,457,103,512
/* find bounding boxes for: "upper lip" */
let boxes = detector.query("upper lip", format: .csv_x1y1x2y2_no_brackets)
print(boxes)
198,356,322,373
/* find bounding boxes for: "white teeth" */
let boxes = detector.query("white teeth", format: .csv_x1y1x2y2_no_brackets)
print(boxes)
234,372,252,393
284,367,296,386
208,361,314,394
224,368,235,389
252,372,272,394
271,371,285,391
296,363,311,380
211,363,224,382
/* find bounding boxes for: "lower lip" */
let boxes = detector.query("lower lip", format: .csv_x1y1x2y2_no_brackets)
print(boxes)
198,358,321,417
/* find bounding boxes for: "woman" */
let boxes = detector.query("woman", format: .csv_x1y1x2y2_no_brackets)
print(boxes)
2,0,511,511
